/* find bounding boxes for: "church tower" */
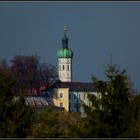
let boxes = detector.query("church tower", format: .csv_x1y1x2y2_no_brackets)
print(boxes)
57,26,73,82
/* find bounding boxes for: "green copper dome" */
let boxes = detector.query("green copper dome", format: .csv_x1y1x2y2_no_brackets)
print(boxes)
57,48,73,58
57,26,73,58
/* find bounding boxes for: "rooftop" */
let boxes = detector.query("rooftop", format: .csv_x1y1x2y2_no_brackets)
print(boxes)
14,96,52,112
51,80,95,92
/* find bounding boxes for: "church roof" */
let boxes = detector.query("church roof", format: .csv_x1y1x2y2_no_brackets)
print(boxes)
51,80,95,92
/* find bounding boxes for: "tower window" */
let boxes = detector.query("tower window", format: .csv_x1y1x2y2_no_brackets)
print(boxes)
59,65,61,70
67,65,69,70
63,65,65,70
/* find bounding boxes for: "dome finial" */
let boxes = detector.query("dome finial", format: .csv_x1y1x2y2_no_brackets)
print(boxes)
62,25,68,48
64,25,68,35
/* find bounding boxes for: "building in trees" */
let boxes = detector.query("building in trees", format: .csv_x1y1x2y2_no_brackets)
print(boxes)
51,27,96,115
51,80,96,114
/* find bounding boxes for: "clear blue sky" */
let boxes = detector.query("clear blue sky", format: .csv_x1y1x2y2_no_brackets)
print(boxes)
0,2,140,91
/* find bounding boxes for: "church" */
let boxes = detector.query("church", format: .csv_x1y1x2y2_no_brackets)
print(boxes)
23,27,97,115
50,27,97,115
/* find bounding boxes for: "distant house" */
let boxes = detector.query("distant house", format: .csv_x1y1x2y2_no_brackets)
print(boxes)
14,96,51,112
25,96,49,112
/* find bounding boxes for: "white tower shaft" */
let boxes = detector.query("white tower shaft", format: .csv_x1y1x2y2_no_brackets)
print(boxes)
58,58,72,82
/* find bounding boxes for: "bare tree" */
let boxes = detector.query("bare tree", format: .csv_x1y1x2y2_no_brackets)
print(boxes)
11,55,57,95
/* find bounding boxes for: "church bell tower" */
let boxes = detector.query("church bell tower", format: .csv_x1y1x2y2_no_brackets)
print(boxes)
57,26,73,82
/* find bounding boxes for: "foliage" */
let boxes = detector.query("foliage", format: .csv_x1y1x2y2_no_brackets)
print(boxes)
11,55,57,95
84,64,134,138
30,108,85,138
124,94,140,137
0,56,139,138
0,68,33,138
28,64,139,138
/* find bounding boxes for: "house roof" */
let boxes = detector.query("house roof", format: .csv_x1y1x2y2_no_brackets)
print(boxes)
51,80,95,92
14,96,63,112
25,96,49,107
14,96,50,107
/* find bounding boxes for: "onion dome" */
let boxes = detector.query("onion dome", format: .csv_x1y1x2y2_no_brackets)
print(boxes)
57,47,73,58
57,26,73,58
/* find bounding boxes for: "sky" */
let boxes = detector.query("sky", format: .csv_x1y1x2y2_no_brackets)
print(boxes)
0,1,140,91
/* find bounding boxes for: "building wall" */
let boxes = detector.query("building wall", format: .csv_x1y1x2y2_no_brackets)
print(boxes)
69,91,97,116
52,88,69,111
52,87,98,117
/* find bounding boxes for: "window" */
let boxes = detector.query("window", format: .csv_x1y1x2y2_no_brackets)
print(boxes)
63,65,64,70
59,65,61,71
60,93,63,98
67,65,69,70
60,102,63,108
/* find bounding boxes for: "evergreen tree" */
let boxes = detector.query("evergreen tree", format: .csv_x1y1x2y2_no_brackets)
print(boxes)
84,64,133,138
125,94,140,137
